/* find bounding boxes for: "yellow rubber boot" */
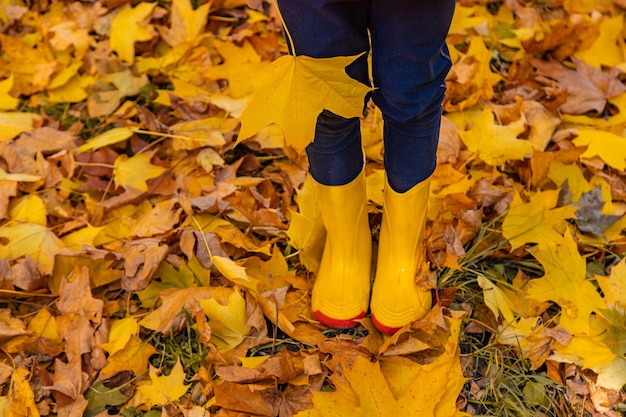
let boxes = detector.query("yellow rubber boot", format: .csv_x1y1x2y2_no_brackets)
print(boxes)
370,177,432,334
311,172,371,329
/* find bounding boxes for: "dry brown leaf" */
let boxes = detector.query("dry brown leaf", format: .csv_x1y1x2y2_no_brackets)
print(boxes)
533,59,625,115
57,266,103,324
122,239,170,292
214,381,275,416
43,357,88,400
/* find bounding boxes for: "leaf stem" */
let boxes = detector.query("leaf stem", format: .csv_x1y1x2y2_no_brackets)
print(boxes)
270,0,296,56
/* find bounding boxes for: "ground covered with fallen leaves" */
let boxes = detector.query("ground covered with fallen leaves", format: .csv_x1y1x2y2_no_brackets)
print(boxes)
1,0,626,416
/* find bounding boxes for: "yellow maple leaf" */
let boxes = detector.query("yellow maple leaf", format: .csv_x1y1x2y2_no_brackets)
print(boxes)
296,314,469,417
207,39,267,97
211,255,258,291
597,257,626,311
169,117,235,150
449,5,489,35
5,368,40,417
572,129,626,171
60,224,105,250
549,327,626,391
286,175,325,274
99,335,157,381
444,37,502,111
46,73,95,104
237,54,371,152
198,288,251,351
9,194,47,226
477,275,516,323
0,222,63,275
109,2,157,64
100,317,139,356
162,0,210,46
78,127,134,153
113,150,167,191
0,74,18,111
574,14,625,69
527,233,605,335
548,162,591,204
133,359,190,408
27,308,59,342
502,190,578,249
459,108,533,166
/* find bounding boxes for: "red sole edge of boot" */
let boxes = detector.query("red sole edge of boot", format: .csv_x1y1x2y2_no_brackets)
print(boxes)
313,310,366,329
371,314,402,335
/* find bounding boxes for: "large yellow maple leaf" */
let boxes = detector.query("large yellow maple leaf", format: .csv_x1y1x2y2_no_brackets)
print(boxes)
161,0,210,46
572,129,626,171
574,14,625,69
597,257,626,311
527,233,605,335
109,2,157,64
198,288,251,352
131,360,190,408
459,108,533,166
113,150,167,191
295,315,469,417
98,335,157,381
286,175,325,274
502,190,578,249
237,54,371,152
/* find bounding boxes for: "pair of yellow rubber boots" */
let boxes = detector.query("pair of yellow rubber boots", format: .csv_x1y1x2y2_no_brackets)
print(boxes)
310,171,432,334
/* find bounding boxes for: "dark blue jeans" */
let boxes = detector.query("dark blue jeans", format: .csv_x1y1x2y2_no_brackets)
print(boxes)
277,0,455,192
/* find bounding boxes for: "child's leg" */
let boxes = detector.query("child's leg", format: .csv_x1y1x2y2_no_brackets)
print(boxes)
277,0,370,186
369,0,455,334
277,0,372,328
370,0,455,192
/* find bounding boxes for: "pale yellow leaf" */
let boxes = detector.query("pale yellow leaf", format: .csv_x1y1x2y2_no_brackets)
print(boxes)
78,127,134,153
502,190,578,249
573,129,626,171
528,233,605,335
109,2,156,64
477,275,516,323
211,255,257,291
198,288,251,351
0,74,18,111
100,317,139,356
574,15,625,69
60,225,105,250
163,0,210,46
133,360,190,408
99,335,157,380
169,117,235,150
459,108,533,166
286,175,325,274
597,257,626,311
548,162,591,204
113,150,167,191
0,168,41,182
9,195,47,226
